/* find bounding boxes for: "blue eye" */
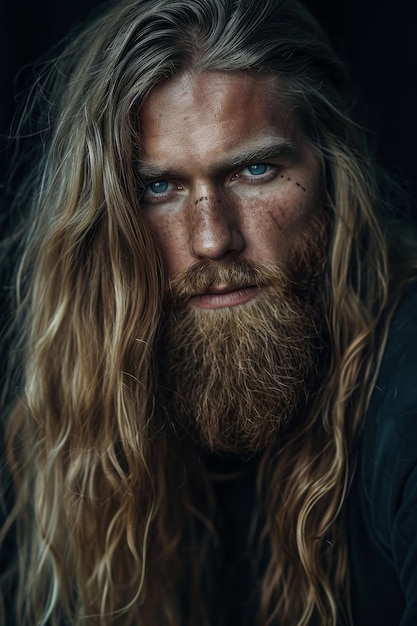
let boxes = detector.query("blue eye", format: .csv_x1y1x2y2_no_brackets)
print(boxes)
147,180,169,194
231,163,276,184
247,164,268,176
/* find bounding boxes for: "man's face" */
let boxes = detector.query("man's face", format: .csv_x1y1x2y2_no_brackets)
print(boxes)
139,71,322,302
138,71,327,454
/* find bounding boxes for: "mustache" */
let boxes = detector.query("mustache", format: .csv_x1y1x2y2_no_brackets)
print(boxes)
165,259,292,304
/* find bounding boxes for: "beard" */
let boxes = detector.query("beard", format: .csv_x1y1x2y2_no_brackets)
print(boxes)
155,221,328,456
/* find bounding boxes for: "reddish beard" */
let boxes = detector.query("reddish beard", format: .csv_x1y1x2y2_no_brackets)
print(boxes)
155,226,328,455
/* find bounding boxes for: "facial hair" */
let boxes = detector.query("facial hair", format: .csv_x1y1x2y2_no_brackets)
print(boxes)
155,222,328,456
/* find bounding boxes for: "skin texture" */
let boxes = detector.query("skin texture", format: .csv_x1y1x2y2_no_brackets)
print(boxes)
139,71,322,308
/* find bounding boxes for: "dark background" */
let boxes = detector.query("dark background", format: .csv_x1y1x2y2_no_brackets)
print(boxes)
1,0,416,212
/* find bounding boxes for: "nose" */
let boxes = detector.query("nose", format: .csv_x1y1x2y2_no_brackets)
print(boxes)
188,193,245,261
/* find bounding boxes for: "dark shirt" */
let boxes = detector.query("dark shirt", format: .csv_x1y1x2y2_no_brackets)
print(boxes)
349,285,417,626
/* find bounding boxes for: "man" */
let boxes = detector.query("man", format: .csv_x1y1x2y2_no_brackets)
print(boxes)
1,0,416,624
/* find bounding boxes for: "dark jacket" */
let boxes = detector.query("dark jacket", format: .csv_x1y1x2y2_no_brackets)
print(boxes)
349,285,417,626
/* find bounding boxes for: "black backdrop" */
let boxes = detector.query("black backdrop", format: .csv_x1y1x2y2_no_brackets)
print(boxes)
1,0,416,211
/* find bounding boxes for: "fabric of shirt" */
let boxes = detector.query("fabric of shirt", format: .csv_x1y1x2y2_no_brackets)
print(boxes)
348,284,417,626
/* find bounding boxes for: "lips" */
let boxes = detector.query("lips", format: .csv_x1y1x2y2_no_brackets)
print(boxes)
190,284,261,309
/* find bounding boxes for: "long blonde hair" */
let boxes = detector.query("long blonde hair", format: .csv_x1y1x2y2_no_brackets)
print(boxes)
1,0,415,624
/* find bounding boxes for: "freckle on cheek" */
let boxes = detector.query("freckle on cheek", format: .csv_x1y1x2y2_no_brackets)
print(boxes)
295,181,307,192
279,174,307,193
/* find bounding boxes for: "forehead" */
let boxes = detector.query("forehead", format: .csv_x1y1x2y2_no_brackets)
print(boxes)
139,71,300,172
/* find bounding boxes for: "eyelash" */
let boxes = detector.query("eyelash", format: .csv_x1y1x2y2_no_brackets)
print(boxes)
141,181,184,204
230,163,278,183
141,163,279,203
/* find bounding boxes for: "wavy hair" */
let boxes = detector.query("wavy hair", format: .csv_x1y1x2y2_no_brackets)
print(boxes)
1,0,416,624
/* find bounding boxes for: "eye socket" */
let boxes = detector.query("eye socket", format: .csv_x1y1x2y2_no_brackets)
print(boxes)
147,180,169,194
141,179,181,204
232,163,277,182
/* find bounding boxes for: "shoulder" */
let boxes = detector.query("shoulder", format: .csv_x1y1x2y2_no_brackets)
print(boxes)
356,284,417,619
373,284,417,399
364,284,417,462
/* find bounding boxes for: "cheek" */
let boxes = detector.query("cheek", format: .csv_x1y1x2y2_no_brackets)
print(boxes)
145,213,189,274
249,186,318,233
243,188,320,265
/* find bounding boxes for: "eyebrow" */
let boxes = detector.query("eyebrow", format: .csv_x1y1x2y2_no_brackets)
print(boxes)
136,138,298,182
